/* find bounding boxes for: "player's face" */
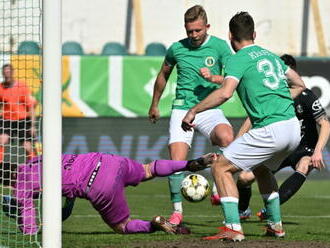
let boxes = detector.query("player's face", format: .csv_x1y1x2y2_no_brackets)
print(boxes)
2,66,13,81
185,18,210,47
228,32,239,52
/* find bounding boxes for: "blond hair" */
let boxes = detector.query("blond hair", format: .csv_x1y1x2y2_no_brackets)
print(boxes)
184,5,208,24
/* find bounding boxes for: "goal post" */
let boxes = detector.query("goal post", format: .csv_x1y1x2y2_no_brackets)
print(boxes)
42,0,62,247
0,0,62,247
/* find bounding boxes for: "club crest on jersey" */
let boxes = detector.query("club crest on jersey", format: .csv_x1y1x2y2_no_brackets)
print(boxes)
205,56,215,67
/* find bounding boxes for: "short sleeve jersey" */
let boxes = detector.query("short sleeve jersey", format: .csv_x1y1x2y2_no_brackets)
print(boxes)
224,45,295,128
165,35,232,110
0,81,36,120
294,88,326,147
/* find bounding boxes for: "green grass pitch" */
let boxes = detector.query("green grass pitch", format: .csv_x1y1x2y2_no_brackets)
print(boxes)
62,178,330,247
1,178,330,247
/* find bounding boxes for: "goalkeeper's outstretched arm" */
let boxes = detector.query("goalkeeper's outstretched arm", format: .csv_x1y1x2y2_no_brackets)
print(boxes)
62,197,76,221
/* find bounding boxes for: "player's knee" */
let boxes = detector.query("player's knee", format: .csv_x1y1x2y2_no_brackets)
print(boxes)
211,125,234,147
237,171,255,186
212,133,234,147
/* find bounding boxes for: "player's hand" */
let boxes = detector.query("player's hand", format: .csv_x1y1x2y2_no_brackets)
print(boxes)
310,149,325,170
200,67,212,81
148,106,160,124
181,109,196,131
31,125,36,137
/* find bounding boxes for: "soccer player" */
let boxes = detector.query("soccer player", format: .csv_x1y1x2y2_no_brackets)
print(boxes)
2,152,215,235
181,12,306,241
148,5,234,226
236,54,330,220
0,64,37,185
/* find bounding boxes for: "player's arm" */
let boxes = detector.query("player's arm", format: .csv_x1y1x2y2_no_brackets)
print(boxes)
285,68,306,99
148,61,173,123
22,86,38,136
312,114,330,169
200,67,224,85
182,77,238,131
62,197,76,221
236,117,251,138
28,97,37,136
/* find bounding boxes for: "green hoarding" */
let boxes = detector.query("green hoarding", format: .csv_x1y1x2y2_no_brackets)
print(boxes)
62,56,247,118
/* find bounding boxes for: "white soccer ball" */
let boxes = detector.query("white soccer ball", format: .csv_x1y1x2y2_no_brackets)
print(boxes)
181,174,210,202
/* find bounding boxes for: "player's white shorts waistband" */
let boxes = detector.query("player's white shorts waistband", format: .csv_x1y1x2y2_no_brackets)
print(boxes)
168,108,231,146
223,117,301,171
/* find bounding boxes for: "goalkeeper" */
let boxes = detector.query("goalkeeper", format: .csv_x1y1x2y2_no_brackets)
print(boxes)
2,152,215,235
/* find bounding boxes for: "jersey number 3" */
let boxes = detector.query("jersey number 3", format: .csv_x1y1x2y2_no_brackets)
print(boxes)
257,59,286,90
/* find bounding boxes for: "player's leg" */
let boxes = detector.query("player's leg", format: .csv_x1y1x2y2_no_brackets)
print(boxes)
0,133,10,164
195,109,234,147
0,133,11,186
253,165,285,237
84,158,149,234
90,178,177,234
255,118,300,235
195,109,234,204
14,163,40,234
100,191,157,234
210,123,233,147
20,118,36,162
167,109,194,225
203,154,245,241
0,120,11,165
237,171,255,219
168,142,189,225
143,153,215,179
85,155,174,234
205,119,299,240
212,155,241,228
278,155,312,205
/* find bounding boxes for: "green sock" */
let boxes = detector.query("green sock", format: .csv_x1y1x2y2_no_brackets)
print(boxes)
263,193,281,223
221,197,240,225
168,172,185,202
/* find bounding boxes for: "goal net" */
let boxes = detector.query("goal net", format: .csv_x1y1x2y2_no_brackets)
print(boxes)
0,0,42,247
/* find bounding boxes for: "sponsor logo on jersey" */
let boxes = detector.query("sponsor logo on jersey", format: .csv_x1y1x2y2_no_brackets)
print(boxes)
205,56,215,67
312,100,323,112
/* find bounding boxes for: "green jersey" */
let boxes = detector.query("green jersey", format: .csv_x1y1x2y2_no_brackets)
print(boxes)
224,45,295,128
166,35,232,110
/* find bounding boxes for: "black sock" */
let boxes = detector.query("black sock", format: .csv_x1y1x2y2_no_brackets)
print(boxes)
238,184,252,212
279,171,306,205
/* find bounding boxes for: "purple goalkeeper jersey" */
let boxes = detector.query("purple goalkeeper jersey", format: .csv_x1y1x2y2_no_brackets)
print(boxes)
15,152,147,234
62,152,102,198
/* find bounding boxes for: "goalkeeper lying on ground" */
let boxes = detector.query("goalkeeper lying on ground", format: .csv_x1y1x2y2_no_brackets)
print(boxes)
2,152,215,235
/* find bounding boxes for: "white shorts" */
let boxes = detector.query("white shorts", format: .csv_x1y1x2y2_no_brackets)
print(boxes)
168,109,231,146
223,117,301,171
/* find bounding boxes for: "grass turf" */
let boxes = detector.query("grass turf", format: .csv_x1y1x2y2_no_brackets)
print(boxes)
63,178,330,247
1,178,330,247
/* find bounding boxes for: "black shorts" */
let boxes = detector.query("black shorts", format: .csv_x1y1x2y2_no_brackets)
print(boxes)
0,118,33,142
274,145,314,173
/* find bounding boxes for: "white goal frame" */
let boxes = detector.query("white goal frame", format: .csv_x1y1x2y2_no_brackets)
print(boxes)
42,0,62,247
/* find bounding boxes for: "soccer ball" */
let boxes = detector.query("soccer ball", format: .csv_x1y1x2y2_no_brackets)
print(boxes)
181,174,210,202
